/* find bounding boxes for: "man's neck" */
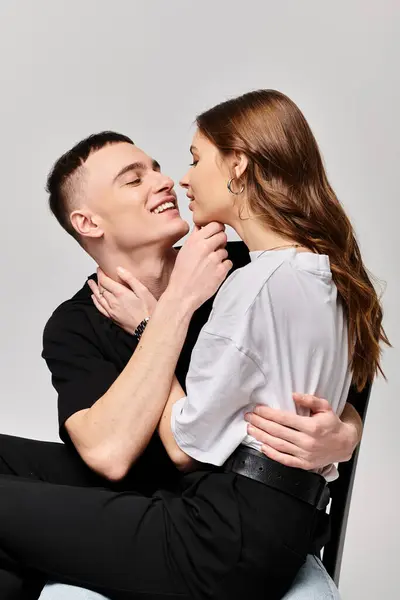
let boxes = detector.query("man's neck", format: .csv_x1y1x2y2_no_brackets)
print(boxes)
94,245,178,300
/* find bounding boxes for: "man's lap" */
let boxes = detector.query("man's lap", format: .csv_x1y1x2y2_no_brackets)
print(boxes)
0,435,340,599
39,555,340,600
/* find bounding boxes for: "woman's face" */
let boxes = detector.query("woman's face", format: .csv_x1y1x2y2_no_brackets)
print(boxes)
180,130,241,227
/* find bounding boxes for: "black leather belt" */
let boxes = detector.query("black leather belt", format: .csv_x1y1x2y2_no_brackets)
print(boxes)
223,446,329,510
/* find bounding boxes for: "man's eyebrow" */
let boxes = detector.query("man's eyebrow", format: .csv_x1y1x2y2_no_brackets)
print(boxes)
189,146,197,154
113,159,161,182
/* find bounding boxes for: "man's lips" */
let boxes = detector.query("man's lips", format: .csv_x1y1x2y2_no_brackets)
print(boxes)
149,194,177,213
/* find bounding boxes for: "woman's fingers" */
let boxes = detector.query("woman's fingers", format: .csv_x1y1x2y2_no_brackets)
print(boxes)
91,294,111,318
116,268,157,315
88,279,112,311
97,268,127,297
116,267,145,296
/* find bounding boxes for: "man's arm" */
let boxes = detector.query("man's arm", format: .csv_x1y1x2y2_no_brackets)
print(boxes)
158,385,362,473
245,394,363,470
45,224,230,481
64,292,193,481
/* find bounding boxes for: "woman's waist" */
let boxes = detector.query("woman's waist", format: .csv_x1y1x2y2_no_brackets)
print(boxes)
241,437,338,482
173,445,329,517
223,445,329,510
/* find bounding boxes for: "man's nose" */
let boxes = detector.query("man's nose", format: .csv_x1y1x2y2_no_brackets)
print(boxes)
153,171,174,193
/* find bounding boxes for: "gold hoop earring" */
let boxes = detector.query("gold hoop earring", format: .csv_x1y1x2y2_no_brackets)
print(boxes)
227,178,244,195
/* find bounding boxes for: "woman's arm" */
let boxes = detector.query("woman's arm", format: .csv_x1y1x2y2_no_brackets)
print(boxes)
169,334,266,466
158,377,196,472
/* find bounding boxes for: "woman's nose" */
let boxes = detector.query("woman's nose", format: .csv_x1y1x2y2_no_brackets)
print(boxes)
179,171,190,189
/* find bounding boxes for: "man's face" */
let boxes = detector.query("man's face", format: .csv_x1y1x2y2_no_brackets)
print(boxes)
74,142,189,251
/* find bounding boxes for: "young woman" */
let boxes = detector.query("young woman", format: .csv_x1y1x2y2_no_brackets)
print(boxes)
86,90,388,598
0,90,388,600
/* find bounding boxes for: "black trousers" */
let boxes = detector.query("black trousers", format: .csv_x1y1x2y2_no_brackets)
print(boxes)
0,434,318,600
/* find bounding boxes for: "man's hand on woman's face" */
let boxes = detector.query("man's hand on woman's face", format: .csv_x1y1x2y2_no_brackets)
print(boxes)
245,394,362,471
167,222,232,313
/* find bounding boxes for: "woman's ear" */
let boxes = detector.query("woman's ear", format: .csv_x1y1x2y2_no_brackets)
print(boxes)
233,152,248,180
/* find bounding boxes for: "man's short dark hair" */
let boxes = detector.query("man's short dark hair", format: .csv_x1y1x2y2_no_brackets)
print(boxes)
46,131,134,242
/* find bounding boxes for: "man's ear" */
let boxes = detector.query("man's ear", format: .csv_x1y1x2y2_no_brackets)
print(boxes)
70,209,104,239
232,152,248,180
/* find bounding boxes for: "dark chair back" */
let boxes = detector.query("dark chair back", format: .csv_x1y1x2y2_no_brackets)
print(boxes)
322,383,372,584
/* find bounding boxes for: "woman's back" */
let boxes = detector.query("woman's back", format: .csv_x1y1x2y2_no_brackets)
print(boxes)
172,248,352,478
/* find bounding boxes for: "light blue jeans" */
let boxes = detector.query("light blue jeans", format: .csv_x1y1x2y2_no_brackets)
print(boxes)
39,555,340,600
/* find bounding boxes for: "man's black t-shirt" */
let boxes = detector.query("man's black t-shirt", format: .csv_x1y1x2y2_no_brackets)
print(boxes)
42,241,250,494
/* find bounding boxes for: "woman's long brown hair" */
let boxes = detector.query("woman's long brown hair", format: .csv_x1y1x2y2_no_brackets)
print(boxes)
197,89,390,390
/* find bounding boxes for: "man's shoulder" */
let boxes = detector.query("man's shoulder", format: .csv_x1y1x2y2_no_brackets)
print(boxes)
225,240,250,269
175,239,249,271
43,275,97,339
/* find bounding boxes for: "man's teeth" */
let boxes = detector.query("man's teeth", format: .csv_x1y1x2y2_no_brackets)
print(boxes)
152,202,175,214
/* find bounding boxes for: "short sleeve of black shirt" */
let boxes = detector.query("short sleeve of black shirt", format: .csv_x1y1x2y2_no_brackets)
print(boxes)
42,281,138,442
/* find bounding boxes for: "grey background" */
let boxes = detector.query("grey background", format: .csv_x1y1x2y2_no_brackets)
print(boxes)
0,1,398,597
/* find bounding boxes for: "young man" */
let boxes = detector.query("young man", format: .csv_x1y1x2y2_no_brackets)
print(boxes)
0,132,361,599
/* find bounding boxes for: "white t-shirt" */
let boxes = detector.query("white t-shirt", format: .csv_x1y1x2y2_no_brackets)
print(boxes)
171,248,352,481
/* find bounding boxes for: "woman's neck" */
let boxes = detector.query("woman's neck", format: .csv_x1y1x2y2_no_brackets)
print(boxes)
232,214,296,253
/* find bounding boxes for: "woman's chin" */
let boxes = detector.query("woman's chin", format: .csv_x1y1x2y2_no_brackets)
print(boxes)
192,213,207,227
193,211,221,227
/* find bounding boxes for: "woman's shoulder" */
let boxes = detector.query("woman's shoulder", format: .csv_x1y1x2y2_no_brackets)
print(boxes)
208,252,288,326
208,250,334,329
